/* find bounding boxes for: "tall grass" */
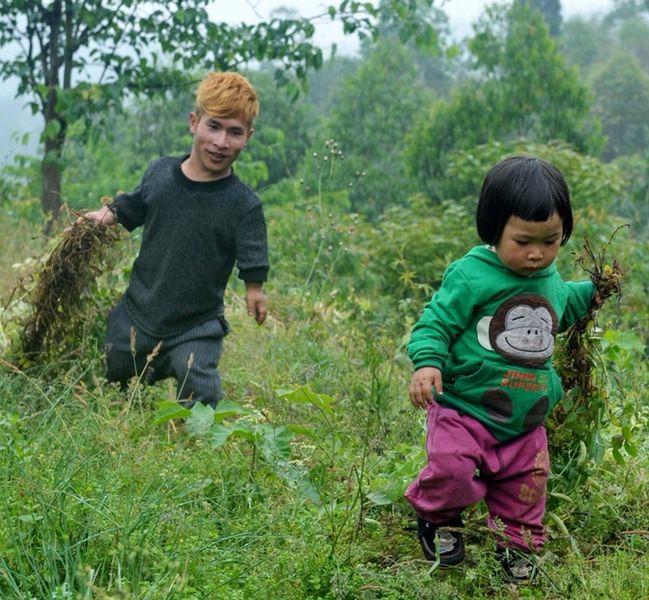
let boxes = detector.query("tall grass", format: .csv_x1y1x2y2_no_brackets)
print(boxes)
0,163,647,598
0,213,44,305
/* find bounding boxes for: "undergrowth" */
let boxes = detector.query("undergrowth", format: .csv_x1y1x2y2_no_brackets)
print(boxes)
0,149,647,598
0,285,647,599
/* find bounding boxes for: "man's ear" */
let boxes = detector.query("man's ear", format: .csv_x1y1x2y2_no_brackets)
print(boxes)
189,111,199,134
246,127,255,142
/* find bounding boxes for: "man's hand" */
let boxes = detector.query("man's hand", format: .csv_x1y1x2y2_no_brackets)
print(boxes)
409,366,443,409
245,282,267,324
76,205,117,226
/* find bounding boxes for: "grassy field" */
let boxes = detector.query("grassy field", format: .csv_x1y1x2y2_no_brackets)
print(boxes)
0,209,648,599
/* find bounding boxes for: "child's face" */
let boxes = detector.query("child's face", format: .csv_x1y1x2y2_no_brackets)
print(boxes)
495,213,563,276
188,112,253,180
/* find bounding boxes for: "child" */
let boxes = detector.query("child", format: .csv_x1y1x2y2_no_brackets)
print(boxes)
405,156,597,581
81,71,269,408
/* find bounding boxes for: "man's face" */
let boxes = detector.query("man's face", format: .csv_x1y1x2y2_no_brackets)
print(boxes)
187,112,253,180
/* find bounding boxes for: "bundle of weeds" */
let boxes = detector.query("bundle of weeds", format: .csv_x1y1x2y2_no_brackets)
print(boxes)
12,216,120,365
551,226,626,462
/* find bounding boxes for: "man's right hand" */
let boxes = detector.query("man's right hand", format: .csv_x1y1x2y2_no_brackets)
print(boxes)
76,205,116,226
409,366,443,409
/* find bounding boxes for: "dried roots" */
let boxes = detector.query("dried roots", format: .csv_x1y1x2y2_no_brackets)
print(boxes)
16,218,120,362
558,225,627,396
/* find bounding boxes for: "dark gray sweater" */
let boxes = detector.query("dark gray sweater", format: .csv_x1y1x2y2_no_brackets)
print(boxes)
113,156,269,337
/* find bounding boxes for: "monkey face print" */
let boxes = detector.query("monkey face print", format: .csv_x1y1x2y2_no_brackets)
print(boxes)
478,295,559,368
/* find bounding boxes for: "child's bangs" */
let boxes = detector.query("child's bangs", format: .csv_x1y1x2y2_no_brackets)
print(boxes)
511,171,566,223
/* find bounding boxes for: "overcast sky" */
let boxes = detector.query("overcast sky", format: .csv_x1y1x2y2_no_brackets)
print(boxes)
217,0,614,53
1,0,614,161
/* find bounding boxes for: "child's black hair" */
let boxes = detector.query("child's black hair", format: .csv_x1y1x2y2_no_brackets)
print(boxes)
476,156,573,246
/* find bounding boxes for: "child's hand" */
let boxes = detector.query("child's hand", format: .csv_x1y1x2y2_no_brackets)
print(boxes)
592,291,604,309
410,366,443,409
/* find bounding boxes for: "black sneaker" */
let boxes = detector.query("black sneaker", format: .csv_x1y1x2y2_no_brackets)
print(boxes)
417,517,465,566
496,547,537,583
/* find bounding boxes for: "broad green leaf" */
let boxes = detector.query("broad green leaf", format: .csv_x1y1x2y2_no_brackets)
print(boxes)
611,447,625,466
18,513,43,523
42,119,61,141
210,424,234,448
276,385,335,415
227,422,256,443
260,425,294,462
363,517,382,531
624,439,638,457
297,477,321,506
186,402,215,437
366,490,393,506
549,492,574,503
445,44,461,59
602,329,644,353
213,400,253,424
286,424,318,439
154,401,191,425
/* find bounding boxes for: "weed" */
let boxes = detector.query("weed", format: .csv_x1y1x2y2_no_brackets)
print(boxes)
7,213,120,365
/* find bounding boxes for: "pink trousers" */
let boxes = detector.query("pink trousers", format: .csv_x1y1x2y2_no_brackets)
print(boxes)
405,403,549,551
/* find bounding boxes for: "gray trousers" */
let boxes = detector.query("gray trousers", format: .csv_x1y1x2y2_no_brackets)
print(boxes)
104,299,227,407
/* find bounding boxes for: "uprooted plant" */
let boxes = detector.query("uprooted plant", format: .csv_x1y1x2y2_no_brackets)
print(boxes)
7,211,120,365
550,225,627,471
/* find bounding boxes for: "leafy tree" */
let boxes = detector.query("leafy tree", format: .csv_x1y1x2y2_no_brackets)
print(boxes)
303,0,446,217
518,0,562,36
323,38,432,217
468,2,597,147
590,53,649,160
306,56,361,112
613,153,649,240
616,17,649,74
404,86,495,200
561,16,609,75
0,0,441,229
562,11,649,78
603,0,649,25
374,0,455,93
405,2,602,199
443,139,625,220
394,2,460,97
246,71,317,187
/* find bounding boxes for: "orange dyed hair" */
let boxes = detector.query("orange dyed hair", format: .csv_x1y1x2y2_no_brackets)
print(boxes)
194,71,259,128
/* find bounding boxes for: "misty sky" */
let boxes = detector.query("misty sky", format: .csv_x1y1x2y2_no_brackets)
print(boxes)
218,0,614,52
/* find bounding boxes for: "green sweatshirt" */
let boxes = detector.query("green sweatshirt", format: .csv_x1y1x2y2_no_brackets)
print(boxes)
408,245,594,441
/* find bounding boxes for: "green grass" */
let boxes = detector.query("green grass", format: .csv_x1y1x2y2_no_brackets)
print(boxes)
0,204,647,598
0,290,647,599
0,214,44,305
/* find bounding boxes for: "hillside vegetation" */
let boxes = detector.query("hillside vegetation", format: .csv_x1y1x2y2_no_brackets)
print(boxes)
1,1,648,597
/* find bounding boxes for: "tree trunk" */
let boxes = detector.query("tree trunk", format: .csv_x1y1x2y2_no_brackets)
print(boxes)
41,0,64,234
42,133,63,233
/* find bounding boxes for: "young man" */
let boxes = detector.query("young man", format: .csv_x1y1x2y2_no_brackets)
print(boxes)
83,71,269,407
